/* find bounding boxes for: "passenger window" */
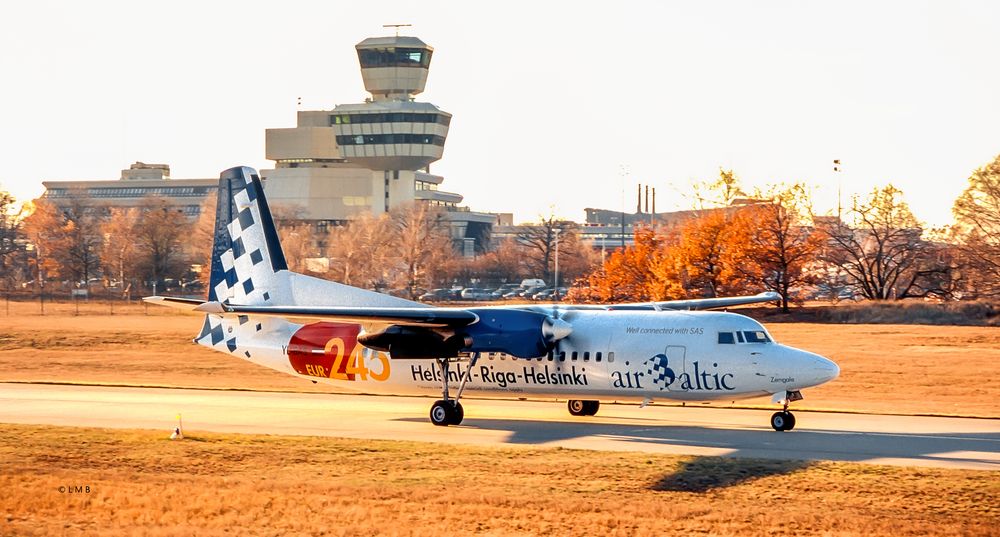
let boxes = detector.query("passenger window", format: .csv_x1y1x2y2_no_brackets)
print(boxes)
559,352,566,362
608,352,615,363
718,332,735,344
583,352,590,361
571,351,578,361
547,351,554,362
595,352,602,362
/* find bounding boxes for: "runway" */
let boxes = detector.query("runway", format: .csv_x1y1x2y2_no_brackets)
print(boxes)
2,382,998,470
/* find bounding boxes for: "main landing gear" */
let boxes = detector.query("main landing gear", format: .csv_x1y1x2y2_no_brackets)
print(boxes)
770,390,803,431
429,353,480,427
567,399,600,416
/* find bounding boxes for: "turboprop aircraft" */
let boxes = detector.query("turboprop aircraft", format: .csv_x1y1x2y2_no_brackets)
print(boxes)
146,166,839,431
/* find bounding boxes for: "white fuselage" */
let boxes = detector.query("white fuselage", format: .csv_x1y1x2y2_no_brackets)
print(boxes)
227,309,839,404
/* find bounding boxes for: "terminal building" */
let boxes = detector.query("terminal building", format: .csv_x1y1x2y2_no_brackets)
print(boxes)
41,162,215,220
262,35,495,256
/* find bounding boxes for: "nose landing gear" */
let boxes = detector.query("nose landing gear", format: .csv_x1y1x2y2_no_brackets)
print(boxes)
770,410,796,431
770,390,803,431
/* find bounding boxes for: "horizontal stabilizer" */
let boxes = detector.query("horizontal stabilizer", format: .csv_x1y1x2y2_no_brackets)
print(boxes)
194,302,480,328
143,296,207,312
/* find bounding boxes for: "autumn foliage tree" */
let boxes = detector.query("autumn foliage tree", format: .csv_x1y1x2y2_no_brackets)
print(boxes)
22,196,102,291
732,184,824,312
571,176,828,308
569,227,671,302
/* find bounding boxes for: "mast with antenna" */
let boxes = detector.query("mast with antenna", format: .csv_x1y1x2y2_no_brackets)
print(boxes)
382,23,412,36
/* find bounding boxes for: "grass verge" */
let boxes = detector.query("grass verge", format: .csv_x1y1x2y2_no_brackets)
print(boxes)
0,424,996,536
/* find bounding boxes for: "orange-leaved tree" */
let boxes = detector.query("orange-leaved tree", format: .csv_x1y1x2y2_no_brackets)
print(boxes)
732,184,823,311
568,226,670,302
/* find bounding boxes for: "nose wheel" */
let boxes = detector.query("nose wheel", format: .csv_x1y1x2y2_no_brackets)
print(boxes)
770,410,796,431
770,390,802,431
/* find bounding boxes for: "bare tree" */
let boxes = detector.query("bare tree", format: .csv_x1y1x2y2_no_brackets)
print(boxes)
820,185,948,300
515,215,580,285
277,221,322,274
952,153,1000,297
391,202,453,299
0,191,27,289
462,237,530,286
100,208,140,298
190,192,218,292
691,168,747,209
133,197,193,292
326,212,395,290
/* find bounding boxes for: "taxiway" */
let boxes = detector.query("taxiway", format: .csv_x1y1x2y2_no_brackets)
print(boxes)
1,382,997,470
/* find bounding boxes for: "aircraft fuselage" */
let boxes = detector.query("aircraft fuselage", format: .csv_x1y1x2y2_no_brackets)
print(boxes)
240,309,838,403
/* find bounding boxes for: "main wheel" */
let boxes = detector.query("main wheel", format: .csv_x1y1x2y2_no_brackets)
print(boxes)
770,411,796,431
450,401,464,425
568,399,587,416
430,400,455,426
583,400,600,416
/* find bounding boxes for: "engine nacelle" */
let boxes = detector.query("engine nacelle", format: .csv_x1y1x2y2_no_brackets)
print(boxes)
461,309,554,358
359,326,467,359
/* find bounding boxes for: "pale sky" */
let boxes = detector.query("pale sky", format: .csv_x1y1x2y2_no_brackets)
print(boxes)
1,1,998,226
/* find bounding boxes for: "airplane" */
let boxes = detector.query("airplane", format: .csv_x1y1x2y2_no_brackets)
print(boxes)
146,166,839,432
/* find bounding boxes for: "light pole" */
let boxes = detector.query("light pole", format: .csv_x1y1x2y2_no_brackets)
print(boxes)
553,228,561,301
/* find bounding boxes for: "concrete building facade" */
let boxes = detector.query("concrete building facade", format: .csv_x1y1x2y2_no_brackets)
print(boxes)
262,35,494,255
41,162,215,220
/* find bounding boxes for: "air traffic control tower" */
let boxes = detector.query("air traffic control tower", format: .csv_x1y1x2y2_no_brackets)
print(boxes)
262,35,494,256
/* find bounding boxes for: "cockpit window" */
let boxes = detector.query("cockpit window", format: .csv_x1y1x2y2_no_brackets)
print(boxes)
718,332,735,344
743,330,771,343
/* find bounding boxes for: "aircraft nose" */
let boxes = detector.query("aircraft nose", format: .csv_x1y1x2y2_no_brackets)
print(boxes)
811,354,840,383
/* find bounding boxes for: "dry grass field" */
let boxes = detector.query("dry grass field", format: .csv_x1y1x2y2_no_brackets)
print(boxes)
1,300,998,417
1,423,996,537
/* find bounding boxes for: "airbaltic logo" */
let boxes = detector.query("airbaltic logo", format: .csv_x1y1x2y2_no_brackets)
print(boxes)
646,354,676,389
644,354,736,391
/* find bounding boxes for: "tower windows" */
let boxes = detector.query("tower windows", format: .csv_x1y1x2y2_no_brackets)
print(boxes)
330,113,450,126
336,134,446,147
358,48,432,68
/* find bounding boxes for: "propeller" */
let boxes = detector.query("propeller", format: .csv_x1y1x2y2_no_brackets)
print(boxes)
541,303,575,356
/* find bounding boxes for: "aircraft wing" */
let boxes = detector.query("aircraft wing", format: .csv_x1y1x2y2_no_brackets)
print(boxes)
646,291,781,310
194,302,480,328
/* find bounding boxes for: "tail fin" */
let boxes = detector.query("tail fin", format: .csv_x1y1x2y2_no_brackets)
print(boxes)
208,166,287,304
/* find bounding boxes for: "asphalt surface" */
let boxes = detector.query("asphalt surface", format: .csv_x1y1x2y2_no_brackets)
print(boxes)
2,382,998,470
